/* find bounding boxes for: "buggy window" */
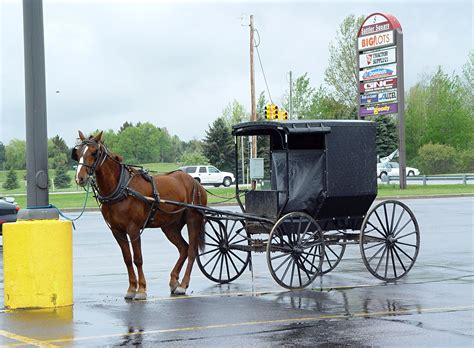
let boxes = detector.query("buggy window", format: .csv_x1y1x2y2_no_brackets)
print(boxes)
271,133,325,150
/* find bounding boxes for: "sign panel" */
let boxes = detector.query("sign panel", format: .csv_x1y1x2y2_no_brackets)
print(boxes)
359,47,396,69
358,30,394,51
359,63,397,81
359,103,398,117
360,89,397,105
359,77,398,93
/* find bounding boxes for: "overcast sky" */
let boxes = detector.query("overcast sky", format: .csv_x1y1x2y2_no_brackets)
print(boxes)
1,0,472,146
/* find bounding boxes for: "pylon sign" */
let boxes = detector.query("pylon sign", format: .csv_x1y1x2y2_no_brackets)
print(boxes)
357,12,407,189
357,13,404,118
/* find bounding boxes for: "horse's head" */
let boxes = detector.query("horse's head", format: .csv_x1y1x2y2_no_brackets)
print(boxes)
72,130,105,187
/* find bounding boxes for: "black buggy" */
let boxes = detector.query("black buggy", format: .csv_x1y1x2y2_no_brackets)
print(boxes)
196,120,420,289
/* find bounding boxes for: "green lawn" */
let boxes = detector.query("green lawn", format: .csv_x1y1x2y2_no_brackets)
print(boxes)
9,184,474,210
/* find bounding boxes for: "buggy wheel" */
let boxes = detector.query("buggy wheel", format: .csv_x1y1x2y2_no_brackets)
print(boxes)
320,230,346,274
360,200,420,281
197,218,250,284
267,212,324,289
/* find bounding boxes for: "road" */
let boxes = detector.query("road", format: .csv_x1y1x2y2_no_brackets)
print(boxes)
0,197,473,346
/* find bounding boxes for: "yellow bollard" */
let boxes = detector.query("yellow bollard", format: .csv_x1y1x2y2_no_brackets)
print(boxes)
3,220,73,309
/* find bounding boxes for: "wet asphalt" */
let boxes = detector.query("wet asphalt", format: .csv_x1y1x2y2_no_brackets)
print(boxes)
0,197,473,347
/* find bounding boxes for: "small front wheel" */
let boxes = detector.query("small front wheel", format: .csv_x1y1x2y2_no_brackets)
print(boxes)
197,218,250,284
267,212,324,289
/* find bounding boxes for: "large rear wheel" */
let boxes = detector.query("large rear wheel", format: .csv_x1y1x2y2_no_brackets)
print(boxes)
267,212,324,289
360,200,420,281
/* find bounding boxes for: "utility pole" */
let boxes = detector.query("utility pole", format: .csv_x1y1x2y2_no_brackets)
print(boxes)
249,15,257,189
289,71,293,120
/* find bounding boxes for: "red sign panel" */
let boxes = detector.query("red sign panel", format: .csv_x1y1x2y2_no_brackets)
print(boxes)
359,78,398,93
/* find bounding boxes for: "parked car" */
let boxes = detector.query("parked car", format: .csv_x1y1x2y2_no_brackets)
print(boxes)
179,165,235,187
377,162,420,178
0,197,20,235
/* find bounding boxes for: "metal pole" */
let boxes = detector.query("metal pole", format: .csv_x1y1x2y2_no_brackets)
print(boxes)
250,15,257,190
396,29,407,189
23,0,49,207
289,70,293,119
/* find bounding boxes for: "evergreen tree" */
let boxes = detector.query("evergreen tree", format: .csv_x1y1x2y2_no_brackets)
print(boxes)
203,117,233,172
54,165,71,189
374,116,398,158
2,168,19,190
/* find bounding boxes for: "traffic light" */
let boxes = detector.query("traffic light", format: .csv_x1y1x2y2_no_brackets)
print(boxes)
277,110,288,120
265,104,279,120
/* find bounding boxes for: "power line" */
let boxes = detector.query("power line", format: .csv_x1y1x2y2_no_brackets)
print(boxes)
253,28,273,104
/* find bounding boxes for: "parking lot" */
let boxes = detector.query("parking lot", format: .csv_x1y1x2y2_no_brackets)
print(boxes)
1,197,473,346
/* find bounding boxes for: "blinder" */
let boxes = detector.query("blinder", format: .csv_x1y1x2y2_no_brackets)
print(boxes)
71,147,78,161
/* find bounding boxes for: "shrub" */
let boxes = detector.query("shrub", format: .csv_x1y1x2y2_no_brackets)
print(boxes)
417,143,456,174
54,165,71,189
456,150,474,173
178,151,209,166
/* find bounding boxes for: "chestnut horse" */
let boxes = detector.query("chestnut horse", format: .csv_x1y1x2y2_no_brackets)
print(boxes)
73,131,207,299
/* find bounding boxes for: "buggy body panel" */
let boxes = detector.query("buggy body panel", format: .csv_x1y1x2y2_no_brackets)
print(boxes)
232,120,377,230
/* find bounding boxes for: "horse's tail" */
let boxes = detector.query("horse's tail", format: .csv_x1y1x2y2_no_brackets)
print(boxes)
198,214,206,252
194,180,208,253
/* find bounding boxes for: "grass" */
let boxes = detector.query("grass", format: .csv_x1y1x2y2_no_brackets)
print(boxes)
8,184,474,210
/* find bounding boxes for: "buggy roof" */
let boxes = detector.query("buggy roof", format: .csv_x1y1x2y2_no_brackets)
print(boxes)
232,120,373,136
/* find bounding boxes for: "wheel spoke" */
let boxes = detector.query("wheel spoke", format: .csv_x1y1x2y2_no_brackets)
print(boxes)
273,254,293,273
228,249,247,265
368,244,386,263
394,244,414,261
227,251,240,274
224,253,231,280
202,249,220,268
374,210,389,236
290,259,296,287
325,244,340,259
392,246,407,272
389,203,397,234
396,241,418,248
383,204,390,234
395,231,417,241
384,246,389,278
205,231,220,245
210,253,222,276
390,247,397,278
271,252,292,261
391,208,406,236
218,252,225,280
393,219,412,238
364,241,385,251
367,221,387,238
199,247,220,257
374,247,387,273
229,238,247,245
296,256,312,281
209,222,223,241
281,256,293,281
325,251,333,269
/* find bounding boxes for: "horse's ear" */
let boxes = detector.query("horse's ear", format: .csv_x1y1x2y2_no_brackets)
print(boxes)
78,130,85,141
93,131,103,143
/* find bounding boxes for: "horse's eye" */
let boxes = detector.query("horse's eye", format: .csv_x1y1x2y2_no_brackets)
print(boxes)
92,151,98,158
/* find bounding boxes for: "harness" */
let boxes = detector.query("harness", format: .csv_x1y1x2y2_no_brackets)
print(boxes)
74,139,200,241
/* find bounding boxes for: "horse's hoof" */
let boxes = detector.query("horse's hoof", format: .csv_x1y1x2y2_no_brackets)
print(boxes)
124,292,136,300
173,286,186,295
134,292,147,301
170,285,178,294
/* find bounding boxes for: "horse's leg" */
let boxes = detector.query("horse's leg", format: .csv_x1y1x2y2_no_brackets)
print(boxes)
162,222,188,294
175,212,204,295
112,230,138,300
130,236,147,301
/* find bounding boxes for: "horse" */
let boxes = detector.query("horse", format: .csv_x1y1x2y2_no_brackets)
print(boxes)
72,130,207,299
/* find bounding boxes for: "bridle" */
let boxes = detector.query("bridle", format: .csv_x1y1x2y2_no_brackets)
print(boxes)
72,139,110,179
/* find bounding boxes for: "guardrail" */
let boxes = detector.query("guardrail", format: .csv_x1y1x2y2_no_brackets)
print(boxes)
381,174,474,185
